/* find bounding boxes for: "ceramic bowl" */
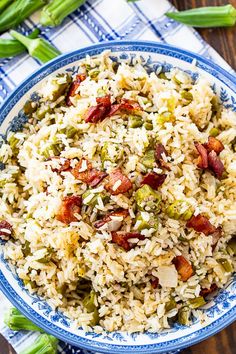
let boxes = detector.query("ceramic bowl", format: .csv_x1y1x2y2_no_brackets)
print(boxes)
0,41,235,354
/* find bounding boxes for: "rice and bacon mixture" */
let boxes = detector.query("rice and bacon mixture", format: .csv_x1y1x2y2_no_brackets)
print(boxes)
0,51,235,333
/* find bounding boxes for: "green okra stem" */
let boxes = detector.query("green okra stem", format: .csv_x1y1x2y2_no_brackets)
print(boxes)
10,30,61,63
20,333,58,354
40,0,85,27
0,0,46,33
166,5,236,28
0,28,40,58
4,307,44,332
0,0,14,14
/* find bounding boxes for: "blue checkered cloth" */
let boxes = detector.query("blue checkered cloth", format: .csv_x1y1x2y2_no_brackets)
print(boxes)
0,0,234,352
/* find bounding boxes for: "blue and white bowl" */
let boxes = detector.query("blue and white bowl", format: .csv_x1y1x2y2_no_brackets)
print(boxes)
0,41,235,354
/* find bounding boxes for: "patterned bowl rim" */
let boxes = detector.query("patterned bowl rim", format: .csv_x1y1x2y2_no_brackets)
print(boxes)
0,40,235,354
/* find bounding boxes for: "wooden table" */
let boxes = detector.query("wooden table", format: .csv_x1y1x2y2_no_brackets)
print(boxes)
171,0,236,70
169,1,236,352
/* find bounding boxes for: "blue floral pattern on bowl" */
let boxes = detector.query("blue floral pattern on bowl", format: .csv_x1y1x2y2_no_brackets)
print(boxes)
0,41,235,354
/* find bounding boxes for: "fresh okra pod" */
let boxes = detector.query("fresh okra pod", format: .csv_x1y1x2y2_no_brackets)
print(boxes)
82,290,99,326
135,184,162,212
141,149,156,169
166,5,236,28
0,28,40,58
166,200,193,221
10,30,61,63
40,0,85,27
188,296,206,309
0,0,14,14
0,0,46,33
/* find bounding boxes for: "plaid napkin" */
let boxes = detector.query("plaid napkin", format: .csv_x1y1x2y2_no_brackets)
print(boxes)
0,0,234,352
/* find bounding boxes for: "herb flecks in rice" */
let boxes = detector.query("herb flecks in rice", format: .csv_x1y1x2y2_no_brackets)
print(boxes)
0,51,235,333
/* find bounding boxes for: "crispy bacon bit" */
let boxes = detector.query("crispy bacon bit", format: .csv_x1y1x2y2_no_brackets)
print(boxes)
111,231,145,251
0,220,13,241
49,157,71,173
200,284,218,298
194,138,225,178
108,98,142,117
141,172,167,190
56,196,82,224
72,158,107,187
105,169,132,195
211,227,223,250
208,150,224,179
173,255,194,281
94,209,129,230
194,142,208,169
85,95,111,123
186,214,217,236
155,143,170,170
150,277,159,289
203,137,224,155
66,74,86,106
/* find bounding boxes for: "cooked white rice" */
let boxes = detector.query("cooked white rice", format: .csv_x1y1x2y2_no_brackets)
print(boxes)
0,51,235,333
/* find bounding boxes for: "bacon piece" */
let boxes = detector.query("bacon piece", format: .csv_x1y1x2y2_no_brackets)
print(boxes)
194,142,208,169
200,283,218,298
186,214,217,236
141,172,167,190
0,220,13,241
208,150,224,179
66,74,86,106
94,209,129,231
111,231,145,251
155,143,170,170
203,137,224,155
72,158,107,187
85,95,111,123
49,157,71,173
173,255,194,281
150,277,159,289
105,169,132,195
56,195,82,224
108,98,142,117
211,227,223,250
